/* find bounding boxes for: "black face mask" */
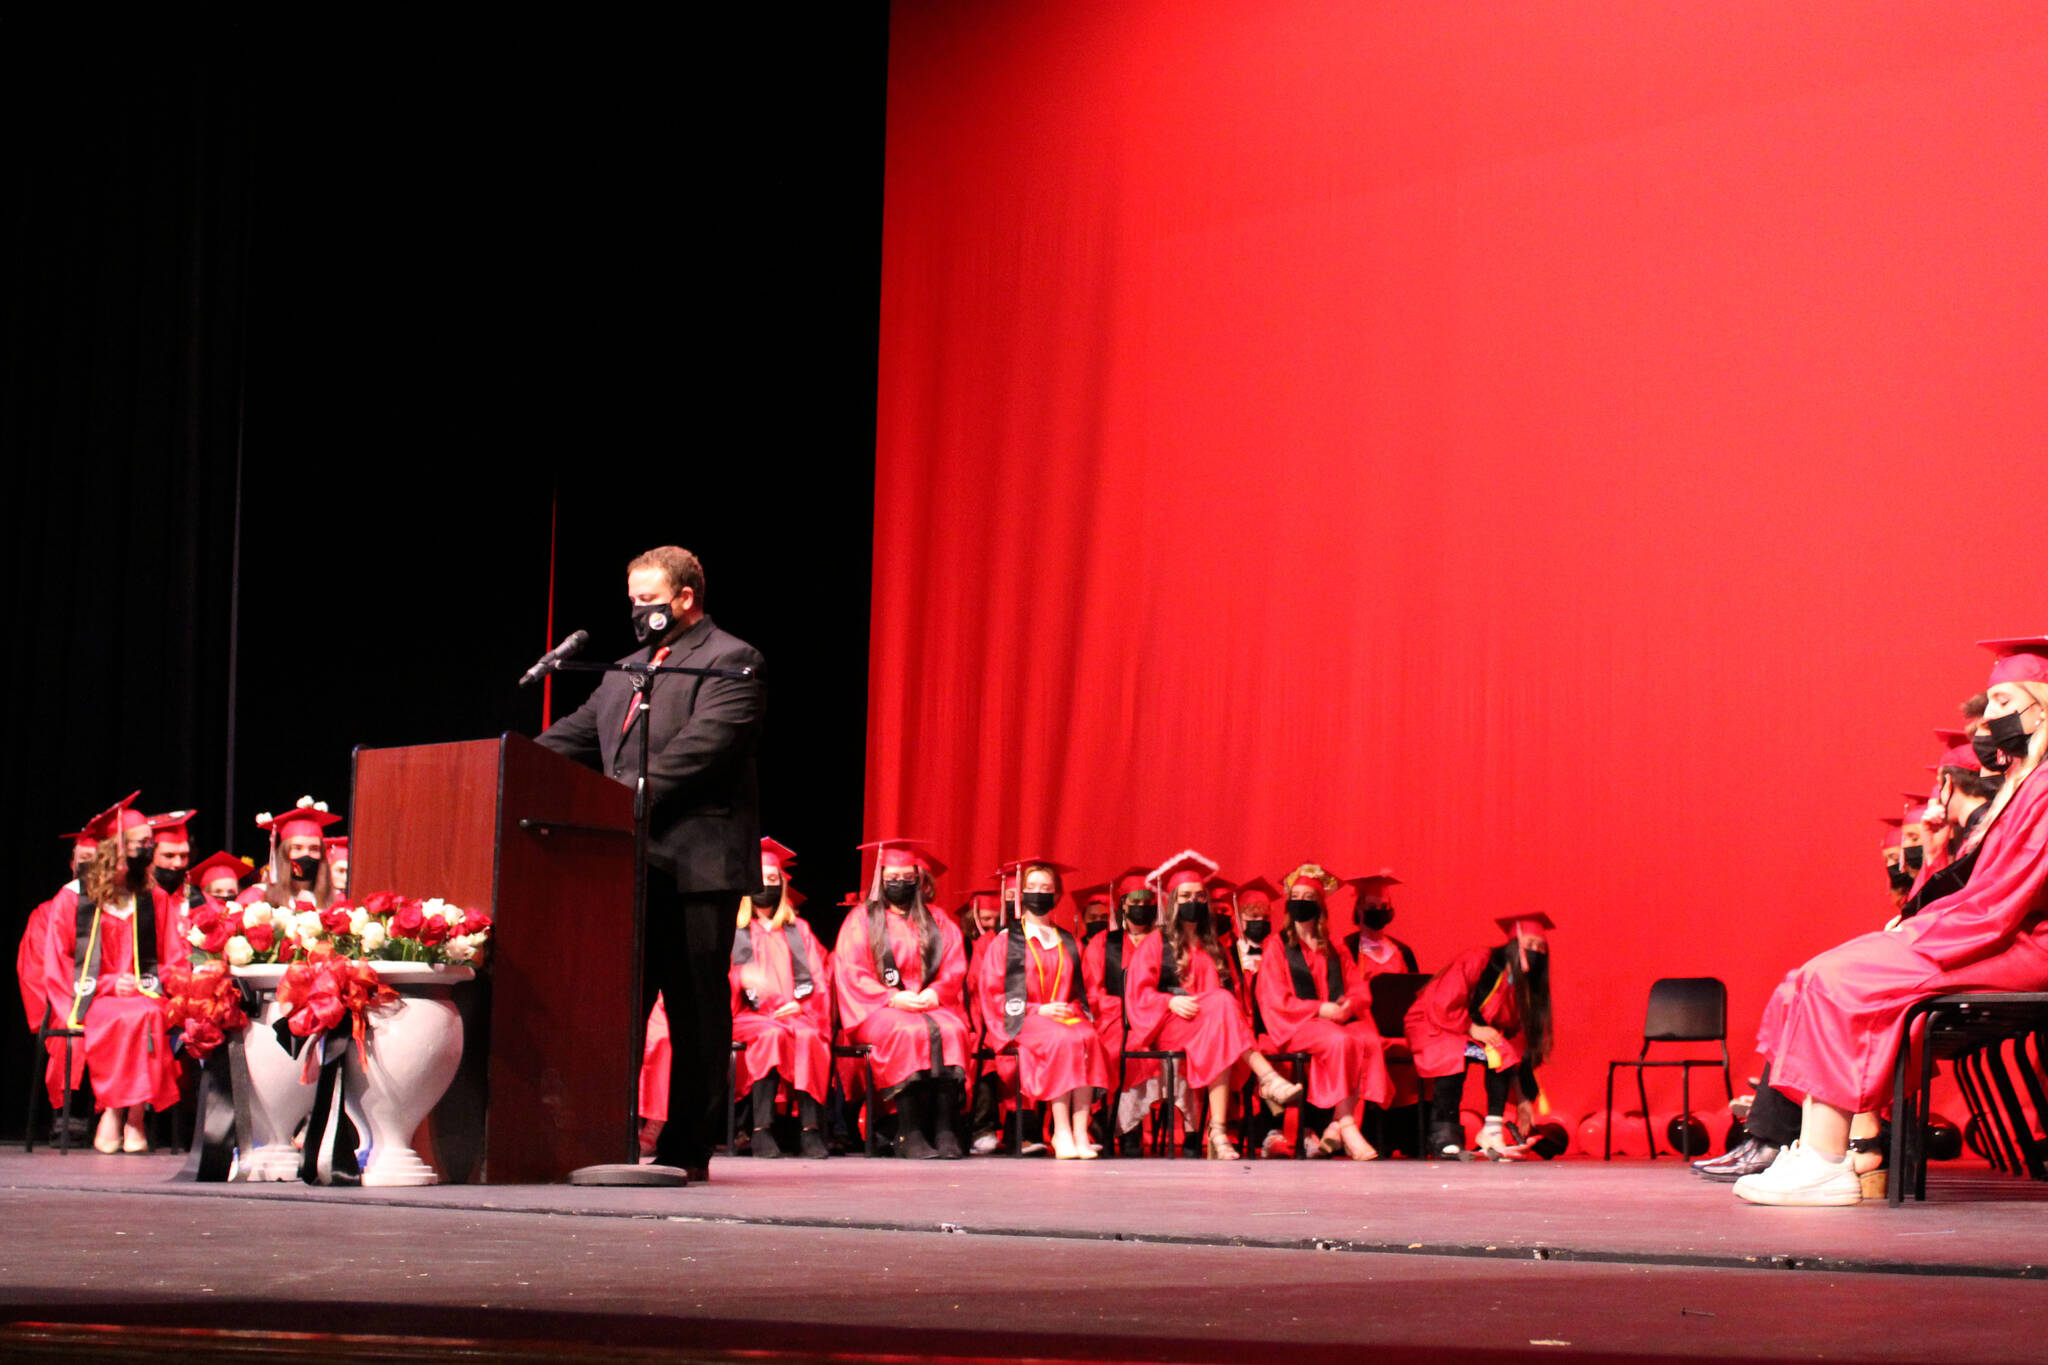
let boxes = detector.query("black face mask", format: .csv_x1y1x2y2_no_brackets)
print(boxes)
1985,709,2033,763
881,877,918,908
1972,729,2006,771
126,842,157,876
1902,844,1924,872
1175,899,1210,929
1521,951,1549,983
1359,905,1394,931
1122,897,1158,928
1083,919,1108,939
1241,919,1271,944
632,601,676,645
754,882,783,910
1886,863,1914,893
151,864,184,892
1286,899,1321,923
290,854,323,883
1020,890,1058,915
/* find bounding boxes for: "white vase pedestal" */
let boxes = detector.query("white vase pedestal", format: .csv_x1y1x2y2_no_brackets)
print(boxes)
228,966,311,1182
343,963,473,1187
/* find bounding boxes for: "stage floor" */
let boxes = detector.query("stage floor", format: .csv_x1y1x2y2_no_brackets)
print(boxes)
3,1151,2046,1362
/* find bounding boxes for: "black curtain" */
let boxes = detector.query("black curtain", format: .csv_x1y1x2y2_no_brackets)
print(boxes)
0,9,886,1139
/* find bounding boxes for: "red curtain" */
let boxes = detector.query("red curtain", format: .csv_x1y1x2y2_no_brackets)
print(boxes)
867,1,2048,1125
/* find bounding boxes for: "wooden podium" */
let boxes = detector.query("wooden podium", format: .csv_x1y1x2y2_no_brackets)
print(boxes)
351,732,638,1183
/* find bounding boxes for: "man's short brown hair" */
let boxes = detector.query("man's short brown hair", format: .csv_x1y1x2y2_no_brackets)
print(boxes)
628,546,706,607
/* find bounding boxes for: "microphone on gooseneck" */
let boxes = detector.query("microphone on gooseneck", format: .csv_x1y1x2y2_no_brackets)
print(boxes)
518,630,590,687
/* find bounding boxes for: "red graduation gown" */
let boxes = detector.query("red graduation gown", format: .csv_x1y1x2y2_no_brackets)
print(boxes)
729,916,834,1102
17,891,63,1031
1403,945,1524,1080
1126,932,1254,1090
965,931,1019,1091
40,887,184,1111
1256,936,1393,1108
1081,930,1160,1089
833,904,971,1095
1761,766,2048,1112
973,925,1110,1100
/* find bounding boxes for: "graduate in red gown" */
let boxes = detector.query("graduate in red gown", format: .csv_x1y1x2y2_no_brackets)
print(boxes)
1737,638,2048,1206
1073,882,1115,941
1341,871,1420,978
974,861,1110,1159
1082,867,1165,1156
833,839,971,1159
1258,865,1390,1159
1405,913,1554,1161
186,851,255,906
960,887,1023,1154
240,798,344,912
18,826,99,1039
324,836,350,898
729,838,832,1158
1127,851,1302,1158
35,795,186,1152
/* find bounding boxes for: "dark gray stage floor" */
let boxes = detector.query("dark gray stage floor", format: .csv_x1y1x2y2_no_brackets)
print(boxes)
2,1152,2045,1362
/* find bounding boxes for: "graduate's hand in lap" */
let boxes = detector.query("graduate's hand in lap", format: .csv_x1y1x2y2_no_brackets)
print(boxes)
1167,995,1200,1020
1038,1001,1076,1019
915,987,940,1009
1470,1024,1505,1049
889,991,931,1011
771,1001,802,1018
1317,1001,1349,1022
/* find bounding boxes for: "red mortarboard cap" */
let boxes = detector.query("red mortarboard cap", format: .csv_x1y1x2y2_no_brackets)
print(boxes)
82,792,147,842
1934,728,1969,750
1880,824,1903,850
1350,868,1403,893
1234,876,1279,907
837,891,864,910
1494,912,1555,938
61,827,98,851
323,836,349,857
1112,865,1153,901
188,851,256,889
147,810,196,844
783,886,808,910
857,838,945,878
1282,862,1340,900
1929,744,1982,774
1879,815,1904,827
257,797,342,841
997,857,1077,879
1980,636,2048,687
760,837,797,872
1205,877,1236,908
1067,882,1113,913
962,888,1002,911
1148,849,1220,894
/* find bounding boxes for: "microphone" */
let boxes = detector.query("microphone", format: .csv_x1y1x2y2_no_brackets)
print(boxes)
519,630,589,688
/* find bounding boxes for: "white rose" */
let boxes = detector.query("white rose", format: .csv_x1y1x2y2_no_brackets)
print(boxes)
186,927,205,947
348,907,369,934
243,903,273,928
439,904,463,925
359,922,388,952
444,939,475,963
295,911,326,941
224,936,254,967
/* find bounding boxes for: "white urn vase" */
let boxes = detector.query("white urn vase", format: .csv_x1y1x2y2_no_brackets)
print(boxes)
342,963,472,1187
229,966,315,1182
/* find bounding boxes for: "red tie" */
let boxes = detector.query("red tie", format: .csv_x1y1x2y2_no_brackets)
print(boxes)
621,645,671,734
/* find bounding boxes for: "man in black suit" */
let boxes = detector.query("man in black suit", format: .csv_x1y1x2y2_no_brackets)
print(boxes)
537,545,765,1180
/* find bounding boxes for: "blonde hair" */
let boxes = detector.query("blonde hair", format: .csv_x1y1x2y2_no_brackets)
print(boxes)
738,890,797,931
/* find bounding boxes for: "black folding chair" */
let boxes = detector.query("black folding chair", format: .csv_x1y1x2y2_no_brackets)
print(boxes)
1604,977,1732,1160
970,1045,1035,1156
1889,992,2048,1205
1365,972,1432,1158
830,1042,880,1156
1119,1048,1186,1156
24,1004,87,1155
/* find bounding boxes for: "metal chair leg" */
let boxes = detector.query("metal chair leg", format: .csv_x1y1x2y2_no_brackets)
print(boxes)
1635,1062,1656,1159
1603,1064,1616,1160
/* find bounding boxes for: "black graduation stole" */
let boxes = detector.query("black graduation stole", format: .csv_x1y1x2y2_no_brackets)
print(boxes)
1285,936,1344,1005
871,906,906,989
1471,947,1509,1020
1901,844,1981,921
1001,924,1087,1038
731,919,816,1005
1102,929,1126,1000
69,887,159,1024
1397,939,1419,973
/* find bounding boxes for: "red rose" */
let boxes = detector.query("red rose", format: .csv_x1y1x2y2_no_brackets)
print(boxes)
289,987,346,1037
319,905,354,934
244,922,276,954
363,891,402,916
390,899,425,938
183,1018,225,1059
417,914,452,947
459,909,492,937
200,912,237,954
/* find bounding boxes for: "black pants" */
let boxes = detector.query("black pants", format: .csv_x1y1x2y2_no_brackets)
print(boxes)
1430,1064,1513,1126
643,882,741,1169
1747,1063,1802,1148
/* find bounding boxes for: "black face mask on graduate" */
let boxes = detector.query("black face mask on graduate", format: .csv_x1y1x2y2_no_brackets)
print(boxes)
1972,729,2006,772
151,864,184,893
1175,899,1210,929
1286,899,1321,923
880,877,918,908
290,854,322,883
631,601,676,645
1902,844,1924,872
1985,709,2033,764
1122,897,1158,928
1083,919,1108,939
126,842,157,876
754,882,783,910
1241,919,1272,944
1020,890,1058,915
1886,863,1914,893
1359,905,1394,931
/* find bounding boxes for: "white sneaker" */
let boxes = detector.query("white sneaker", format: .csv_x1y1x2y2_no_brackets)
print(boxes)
1732,1142,1862,1206
970,1131,1003,1156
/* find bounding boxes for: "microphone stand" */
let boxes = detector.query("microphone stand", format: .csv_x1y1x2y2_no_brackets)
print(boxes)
549,653,757,1188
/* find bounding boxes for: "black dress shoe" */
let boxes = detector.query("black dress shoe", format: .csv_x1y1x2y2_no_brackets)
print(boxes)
1699,1138,1779,1182
1695,1136,1767,1176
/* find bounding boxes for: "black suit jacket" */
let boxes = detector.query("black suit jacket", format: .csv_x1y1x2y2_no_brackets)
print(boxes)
535,615,765,895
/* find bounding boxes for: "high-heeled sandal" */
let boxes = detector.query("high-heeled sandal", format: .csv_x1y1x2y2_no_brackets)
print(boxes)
1256,1072,1304,1115
1848,1133,1888,1199
1334,1118,1378,1161
1205,1126,1241,1160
